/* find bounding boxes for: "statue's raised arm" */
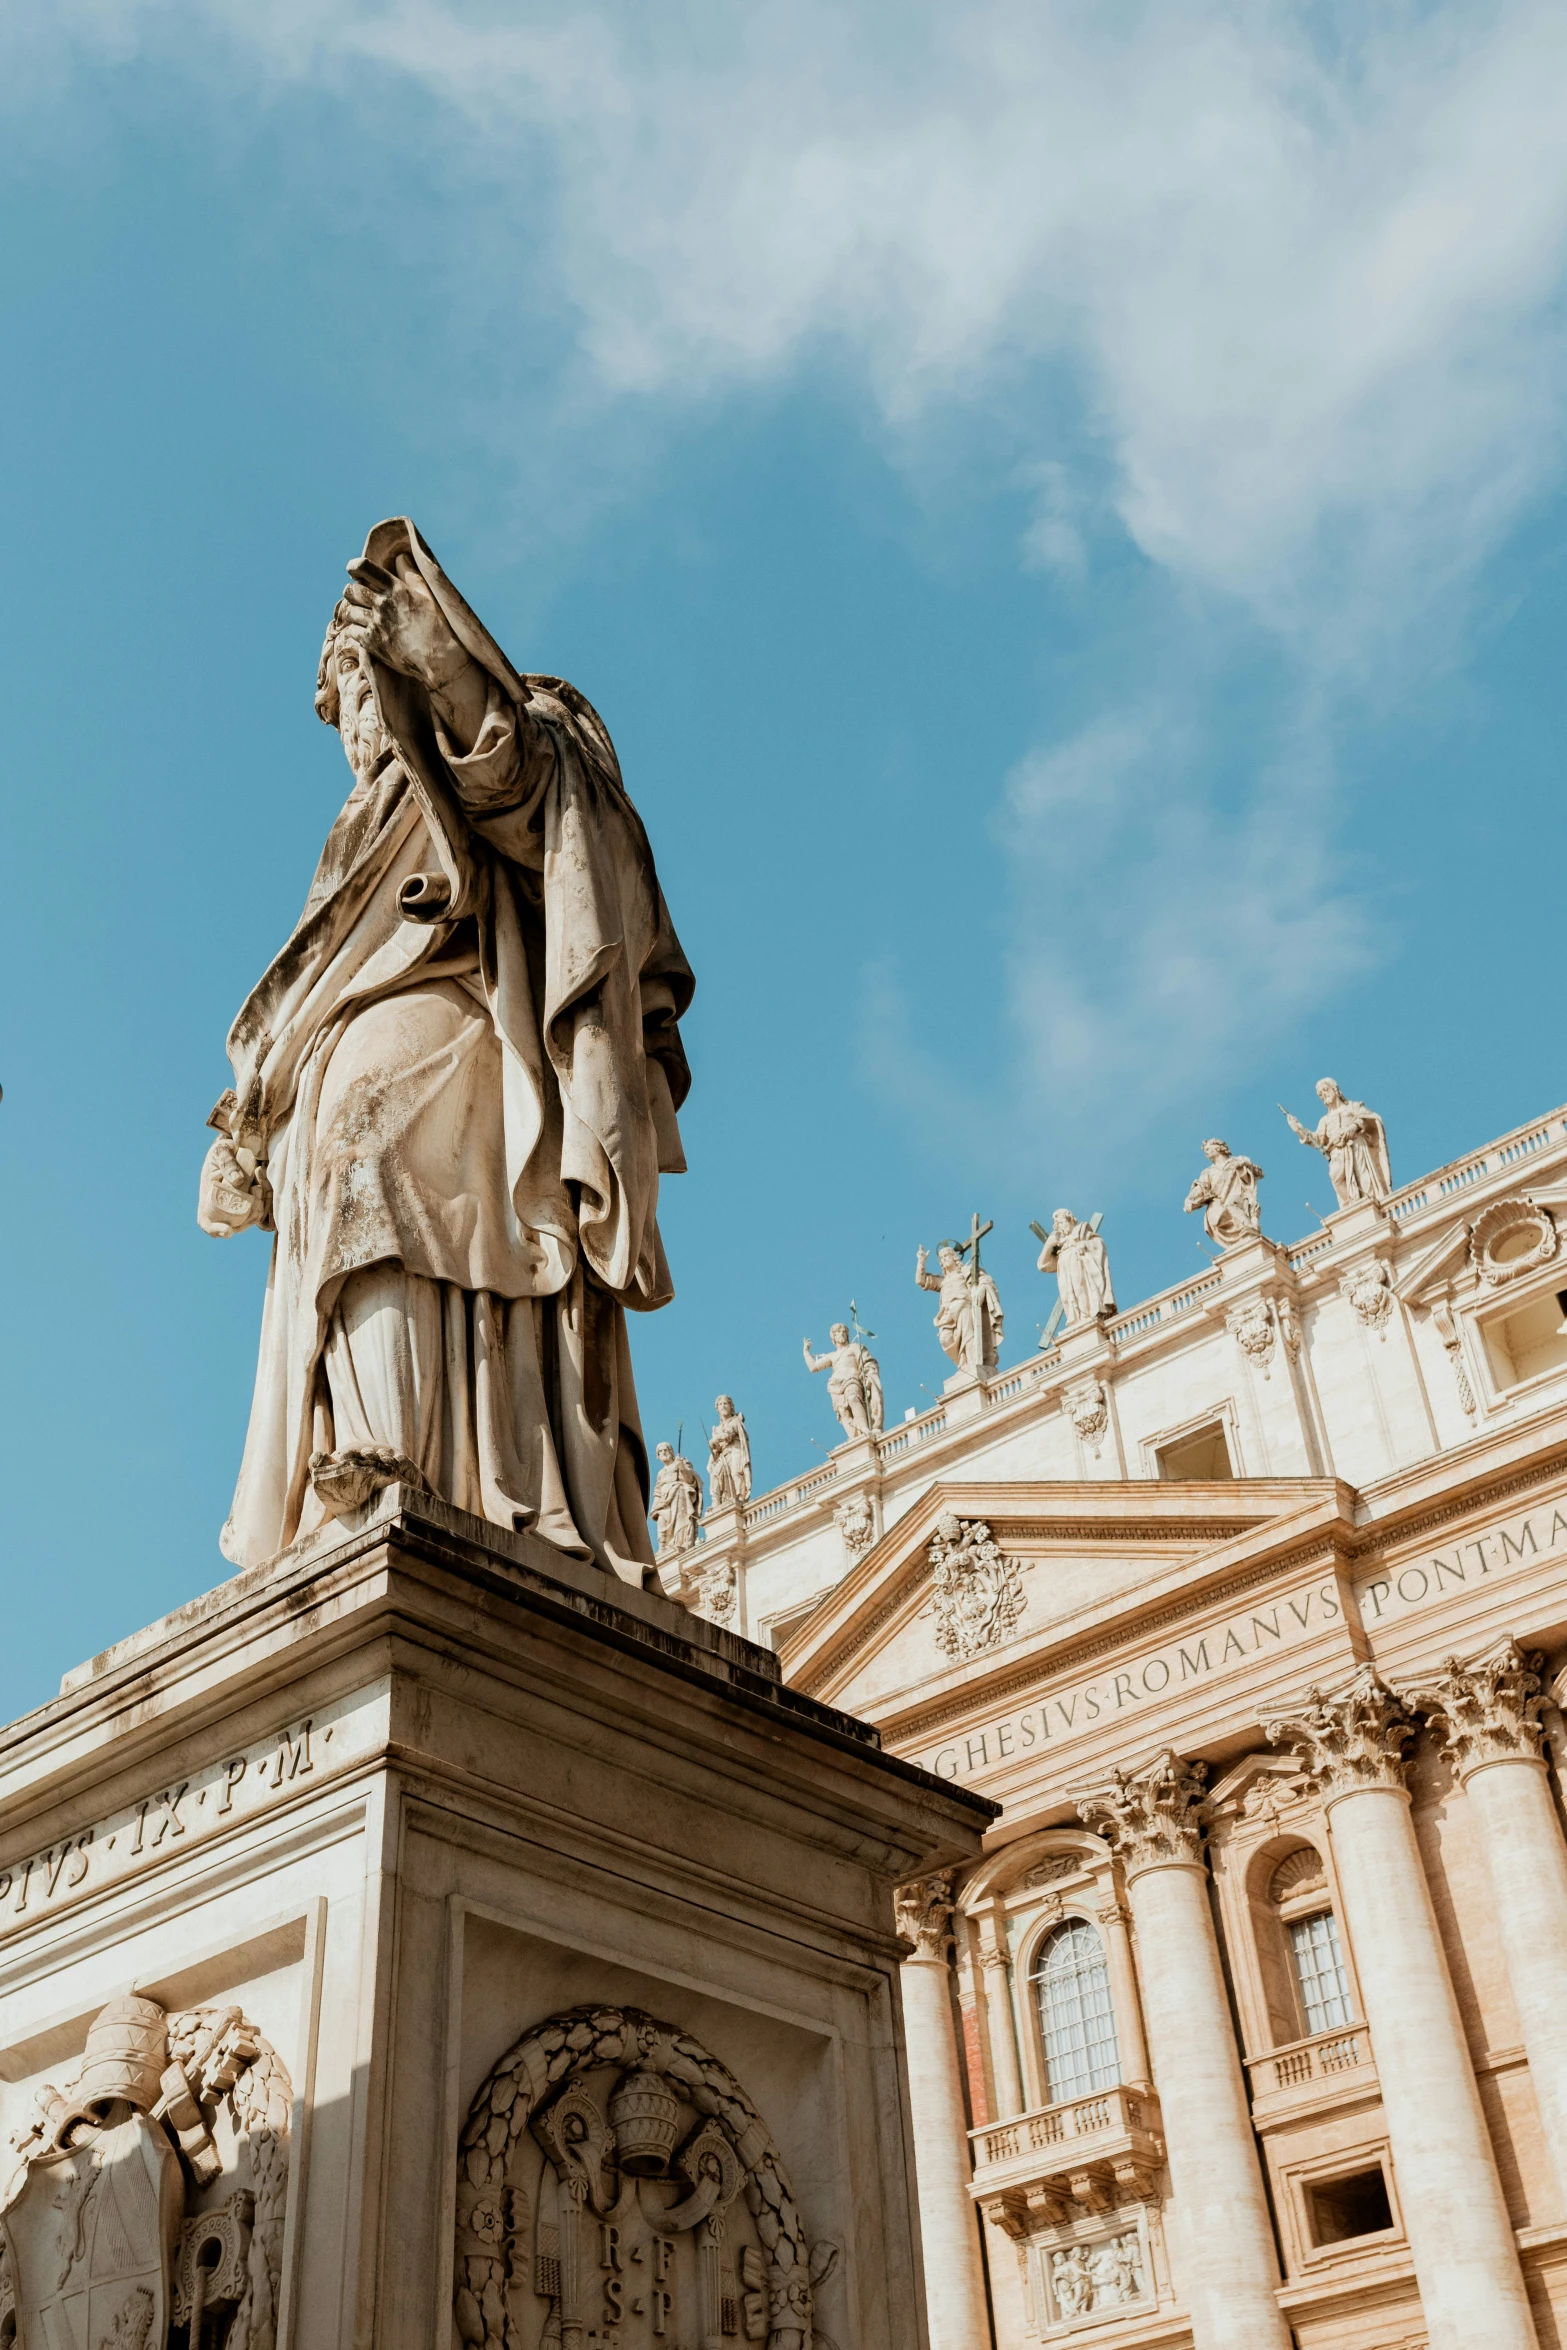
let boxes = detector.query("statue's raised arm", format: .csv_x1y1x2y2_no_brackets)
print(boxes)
202,518,694,1589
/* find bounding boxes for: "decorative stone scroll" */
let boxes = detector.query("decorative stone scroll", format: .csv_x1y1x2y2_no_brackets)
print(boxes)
833,1490,876,1562
1263,1666,1417,1797
1429,1298,1477,1417
1226,1299,1276,1376
1063,1378,1109,1454
1410,1640,1547,1777
924,1515,1030,1662
454,2005,834,2350
1339,1259,1394,1336
0,1993,290,2350
1075,1751,1208,1871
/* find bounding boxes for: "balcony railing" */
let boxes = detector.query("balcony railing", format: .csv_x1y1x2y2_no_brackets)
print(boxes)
1246,2024,1371,2098
971,2081,1153,2172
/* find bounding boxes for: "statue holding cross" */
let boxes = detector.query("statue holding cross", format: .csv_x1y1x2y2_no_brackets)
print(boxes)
915,1212,1005,1373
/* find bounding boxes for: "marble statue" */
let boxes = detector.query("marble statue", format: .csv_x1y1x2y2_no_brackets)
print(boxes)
197,519,693,1588
649,1443,702,1557
1282,1079,1392,1206
1184,1139,1264,1248
916,1218,1004,1372
803,1324,885,1440
1035,1210,1115,1326
706,1395,752,1508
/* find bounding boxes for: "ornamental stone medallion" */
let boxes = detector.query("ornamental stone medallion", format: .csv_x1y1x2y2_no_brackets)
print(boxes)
924,1514,1030,1663
455,2005,836,2350
0,1992,290,2350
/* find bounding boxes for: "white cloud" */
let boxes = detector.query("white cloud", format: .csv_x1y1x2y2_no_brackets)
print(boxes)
25,0,1567,1124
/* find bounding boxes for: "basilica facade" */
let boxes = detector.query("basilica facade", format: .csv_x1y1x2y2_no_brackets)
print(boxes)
666,1098,1567,2350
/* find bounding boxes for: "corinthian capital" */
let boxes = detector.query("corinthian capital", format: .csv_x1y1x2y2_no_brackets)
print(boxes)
895,1872,956,1959
1411,1640,1546,1776
1075,1750,1209,1871
1264,1665,1416,1798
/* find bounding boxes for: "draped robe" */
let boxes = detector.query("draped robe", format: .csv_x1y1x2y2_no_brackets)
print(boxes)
216,522,693,1586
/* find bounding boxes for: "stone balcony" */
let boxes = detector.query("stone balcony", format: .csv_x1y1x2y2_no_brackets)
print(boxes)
969,2082,1165,2232
1244,2021,1379,2125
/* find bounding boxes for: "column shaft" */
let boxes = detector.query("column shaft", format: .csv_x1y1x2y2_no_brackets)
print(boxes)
1459,1756,1567,2212
901,1952,991,2350
1126,1862,1291,2350
981,1904,1025,2119
1097,1900,1151,2088
1325,1784,1537,2350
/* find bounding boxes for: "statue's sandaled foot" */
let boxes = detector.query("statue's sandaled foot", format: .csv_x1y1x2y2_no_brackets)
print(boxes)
309,1445,428,1519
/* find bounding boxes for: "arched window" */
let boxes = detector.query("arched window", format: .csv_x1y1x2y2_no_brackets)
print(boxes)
1270,1848,1353,2035
1031,1918,1122,2103
1288,1910,1352,2033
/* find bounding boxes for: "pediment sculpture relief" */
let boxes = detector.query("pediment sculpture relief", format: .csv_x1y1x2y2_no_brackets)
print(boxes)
924,1515,1030,1663
0,1993,290,2350
455,2005,840,2350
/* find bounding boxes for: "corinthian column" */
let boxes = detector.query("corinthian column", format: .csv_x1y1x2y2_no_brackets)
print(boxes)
895,1876,991,2350
1266,1668,1537,2350
1415,1642,1567,2214
1077,1753,1290,2350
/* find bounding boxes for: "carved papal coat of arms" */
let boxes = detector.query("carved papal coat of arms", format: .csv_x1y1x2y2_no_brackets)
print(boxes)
924,1513,1030,1662
0,1991,290,2350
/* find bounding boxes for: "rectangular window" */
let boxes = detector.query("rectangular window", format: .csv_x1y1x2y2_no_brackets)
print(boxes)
1308,2166,1393,2245
1155,1422,1232,1480
1289,1910,1352,2034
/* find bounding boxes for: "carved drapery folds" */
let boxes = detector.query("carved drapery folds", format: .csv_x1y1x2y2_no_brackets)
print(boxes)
1075,1751,1208,1871
1263,1665,1417,1797
0,1993,290,2350
894,1872,956,1959
454,2005,833,2350
1411,1641,1547,1776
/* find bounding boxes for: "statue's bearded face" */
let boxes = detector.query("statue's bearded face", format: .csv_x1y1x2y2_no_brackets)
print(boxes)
336,645,388,783
830,1324,849,1345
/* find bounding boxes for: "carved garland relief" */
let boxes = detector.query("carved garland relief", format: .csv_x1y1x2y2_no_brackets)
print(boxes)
454,2005,839,2350
0,1994,290,2350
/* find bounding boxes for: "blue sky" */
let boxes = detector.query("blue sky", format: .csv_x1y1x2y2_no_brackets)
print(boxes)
2,2,1566,1720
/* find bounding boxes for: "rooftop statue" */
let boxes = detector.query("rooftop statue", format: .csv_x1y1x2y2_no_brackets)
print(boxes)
1281,1078,1392,1207
916,1213,1004,1372
649,1442,703,1557
1184,1138,1264,1248
803,1322,885,1441
198,519,693,1588
1034,1209,1115,1328
706,1394,752,1509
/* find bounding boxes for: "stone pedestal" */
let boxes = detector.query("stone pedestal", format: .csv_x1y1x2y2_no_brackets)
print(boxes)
0,1489,990,2350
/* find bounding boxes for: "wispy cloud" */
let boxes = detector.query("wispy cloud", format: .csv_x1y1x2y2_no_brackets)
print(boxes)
25,0,1567,1127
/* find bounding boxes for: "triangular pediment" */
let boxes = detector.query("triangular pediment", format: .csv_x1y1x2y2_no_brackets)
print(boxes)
778,1477,1354,1729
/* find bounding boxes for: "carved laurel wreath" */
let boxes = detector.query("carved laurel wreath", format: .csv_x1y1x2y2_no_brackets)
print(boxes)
454,2005,813,2350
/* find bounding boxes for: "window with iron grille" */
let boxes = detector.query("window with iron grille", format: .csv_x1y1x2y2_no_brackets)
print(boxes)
1289,1910,1353,2033
1031,1919,1122,2102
